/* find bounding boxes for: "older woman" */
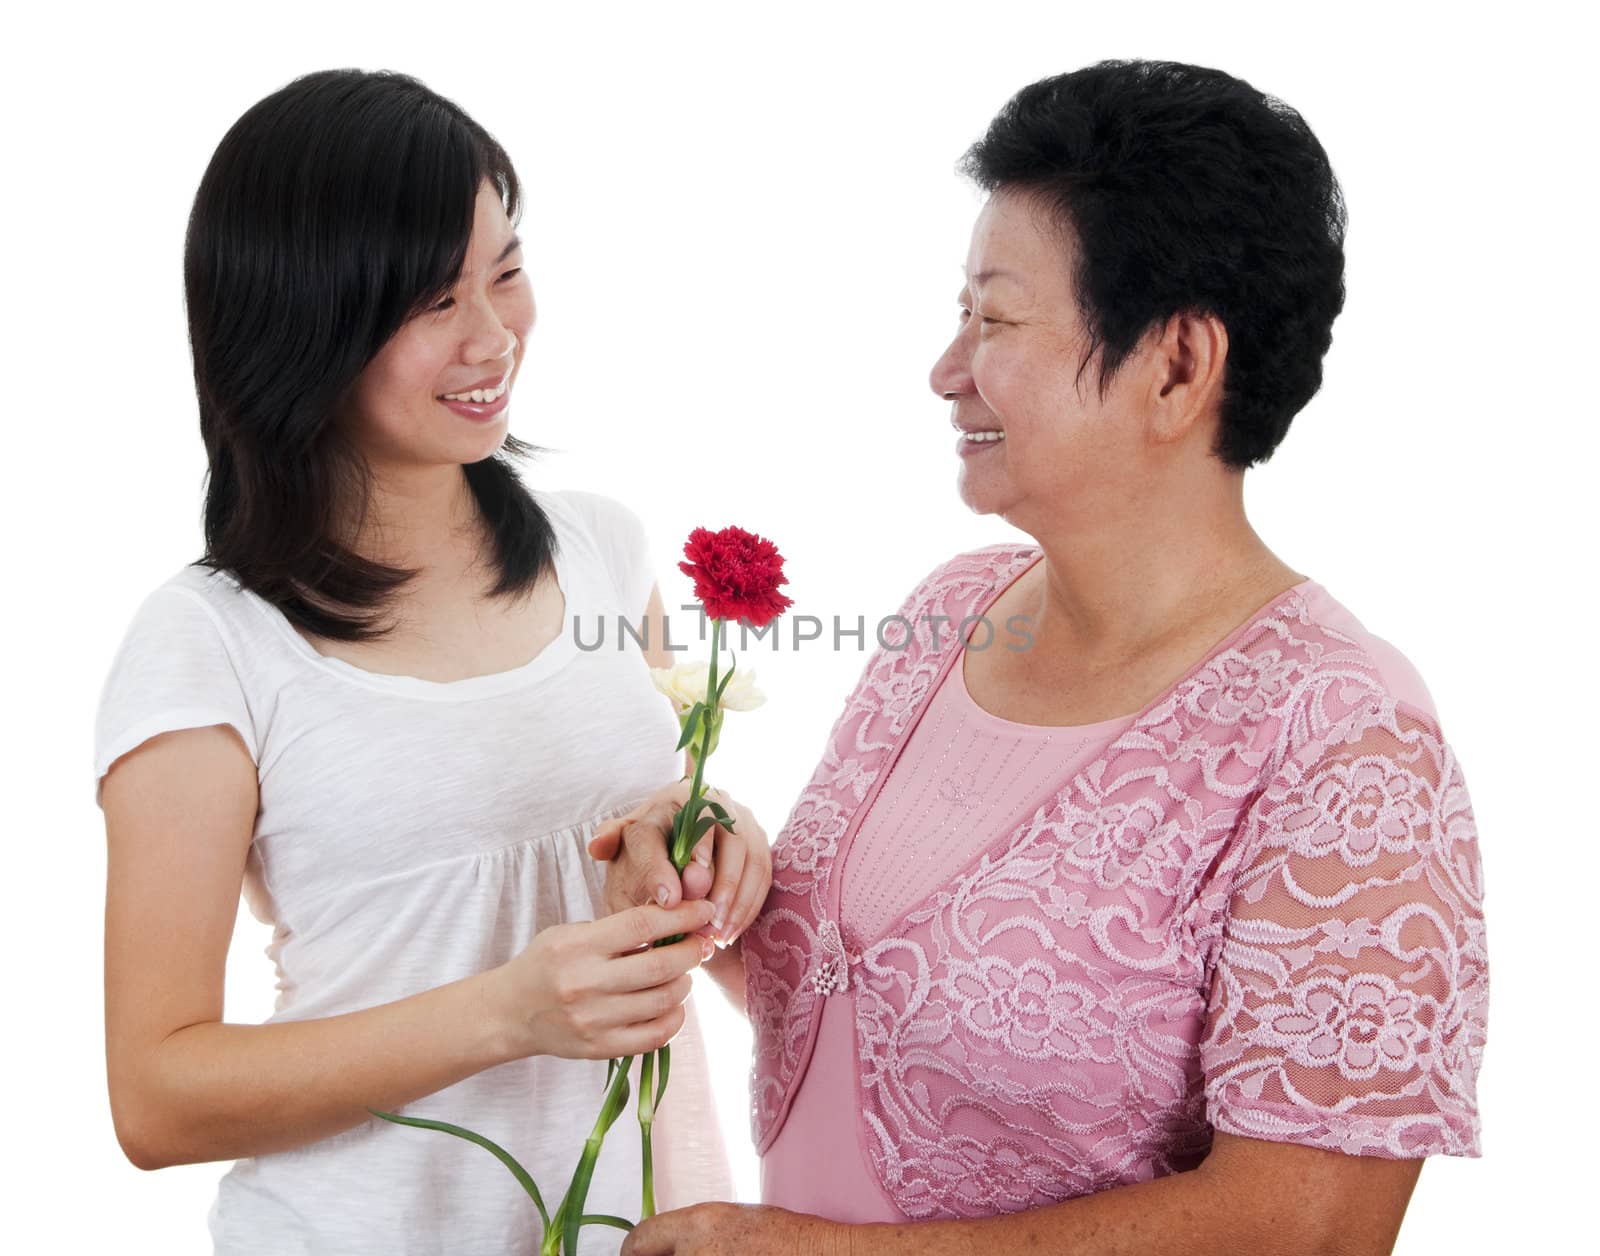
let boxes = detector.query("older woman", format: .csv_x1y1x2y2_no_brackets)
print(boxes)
598,59,1487,1256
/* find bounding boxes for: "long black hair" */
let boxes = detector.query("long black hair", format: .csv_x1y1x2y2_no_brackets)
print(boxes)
961,60,1348,468
185,68,555,641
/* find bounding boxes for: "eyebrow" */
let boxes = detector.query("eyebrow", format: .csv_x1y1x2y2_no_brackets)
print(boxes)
966,267,1024,287
494,234,523,265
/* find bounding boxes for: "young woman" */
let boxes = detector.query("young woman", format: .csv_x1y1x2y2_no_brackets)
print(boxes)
93,69,765,1254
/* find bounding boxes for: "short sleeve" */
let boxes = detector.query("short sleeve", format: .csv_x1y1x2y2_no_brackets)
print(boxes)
1198,698,1488,1158
93,584,259,810
556,490,657,620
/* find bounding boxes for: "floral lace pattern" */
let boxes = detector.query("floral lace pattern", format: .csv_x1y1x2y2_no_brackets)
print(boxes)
745,547,1488,1220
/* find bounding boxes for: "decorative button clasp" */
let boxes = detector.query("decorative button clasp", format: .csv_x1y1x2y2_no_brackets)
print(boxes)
808,919,853,996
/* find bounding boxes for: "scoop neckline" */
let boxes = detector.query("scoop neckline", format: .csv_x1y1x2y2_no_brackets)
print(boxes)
952,551,1319,735
951,652,1136,738
240,541,578,702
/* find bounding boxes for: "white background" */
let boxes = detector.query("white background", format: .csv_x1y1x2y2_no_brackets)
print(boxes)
4,1,1591,1251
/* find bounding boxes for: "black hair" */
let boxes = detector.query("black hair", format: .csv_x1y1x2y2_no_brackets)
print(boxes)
960,59,1347,467
184,67,555,640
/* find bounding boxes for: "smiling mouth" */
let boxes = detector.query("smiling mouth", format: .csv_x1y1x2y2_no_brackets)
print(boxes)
439,375,511,404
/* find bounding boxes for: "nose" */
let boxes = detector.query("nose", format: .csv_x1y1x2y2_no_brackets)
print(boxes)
461,292,521,366
929,323,973,401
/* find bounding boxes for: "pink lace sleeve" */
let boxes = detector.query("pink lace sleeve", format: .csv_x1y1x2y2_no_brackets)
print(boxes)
1199,699,1488,1158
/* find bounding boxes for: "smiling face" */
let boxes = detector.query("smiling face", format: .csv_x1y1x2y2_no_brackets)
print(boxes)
929,191,1153,529
340,180,534,472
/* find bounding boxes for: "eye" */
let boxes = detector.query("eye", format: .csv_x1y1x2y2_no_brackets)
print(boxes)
429,295,455,313
498,267,523,282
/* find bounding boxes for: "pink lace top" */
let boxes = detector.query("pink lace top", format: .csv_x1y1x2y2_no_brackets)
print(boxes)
764,636,1134,1220
744,547,1488,1222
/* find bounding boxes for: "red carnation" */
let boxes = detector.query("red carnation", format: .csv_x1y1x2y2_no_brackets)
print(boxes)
678,525,794,627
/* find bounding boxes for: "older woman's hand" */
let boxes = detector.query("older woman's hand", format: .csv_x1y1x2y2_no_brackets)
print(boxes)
622,1203,840,1256
587,780,770,946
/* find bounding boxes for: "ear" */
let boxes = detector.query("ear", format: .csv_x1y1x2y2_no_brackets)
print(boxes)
1148,311,1229,445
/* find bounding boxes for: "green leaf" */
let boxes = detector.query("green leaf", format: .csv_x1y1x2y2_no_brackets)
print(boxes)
598,1066,632,1130
656,1044,672,1107
581,1215,636,1232
698,796,735,833
674,703,705,751
693,813,719,840
368,1108,549,1229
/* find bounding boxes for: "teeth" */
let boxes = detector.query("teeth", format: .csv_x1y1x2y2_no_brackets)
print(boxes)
963,430,1005,442
442,377,510,403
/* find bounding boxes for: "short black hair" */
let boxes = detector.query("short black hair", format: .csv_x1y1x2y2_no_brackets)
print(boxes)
185,68,555,641
960,60,1347,467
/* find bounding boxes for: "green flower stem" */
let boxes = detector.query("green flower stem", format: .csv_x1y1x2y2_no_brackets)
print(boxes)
643,624,727,1236
638,1050,657,1219
552,1055,633,1255
671,621,718,867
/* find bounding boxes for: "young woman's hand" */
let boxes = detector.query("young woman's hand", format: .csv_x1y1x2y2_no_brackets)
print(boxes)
489,899,715,1062
587,781,771,946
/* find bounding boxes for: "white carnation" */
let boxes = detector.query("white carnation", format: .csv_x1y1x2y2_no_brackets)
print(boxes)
649,660,765,712
717,668,766,711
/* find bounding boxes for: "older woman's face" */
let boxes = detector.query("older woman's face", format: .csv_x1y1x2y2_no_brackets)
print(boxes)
930,191,1146,527
341,180,535,471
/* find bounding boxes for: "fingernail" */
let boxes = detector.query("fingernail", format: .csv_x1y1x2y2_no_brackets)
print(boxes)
711,902,727,932
699,937,715,962
655,886,670,907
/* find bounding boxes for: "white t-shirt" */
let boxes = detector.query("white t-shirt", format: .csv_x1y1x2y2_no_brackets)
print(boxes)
94,488,730,1255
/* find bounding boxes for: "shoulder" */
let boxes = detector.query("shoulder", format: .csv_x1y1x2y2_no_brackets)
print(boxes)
118,562,251,643
95,563,266,801
892,541,1040,617
1285,582,1443,731
540,488,648,550
100,561,284,706
1219,584,1474,855
537,488,657,615
1217,588,1483,925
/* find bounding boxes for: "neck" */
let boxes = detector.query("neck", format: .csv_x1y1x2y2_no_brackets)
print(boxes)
344,461,485,574
1012,468,1299,663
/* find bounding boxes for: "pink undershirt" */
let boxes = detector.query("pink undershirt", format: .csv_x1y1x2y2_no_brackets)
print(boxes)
760,646,1134,1221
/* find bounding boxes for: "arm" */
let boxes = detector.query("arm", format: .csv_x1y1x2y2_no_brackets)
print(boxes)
103,725,715,1170
623,1133,1421,1256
